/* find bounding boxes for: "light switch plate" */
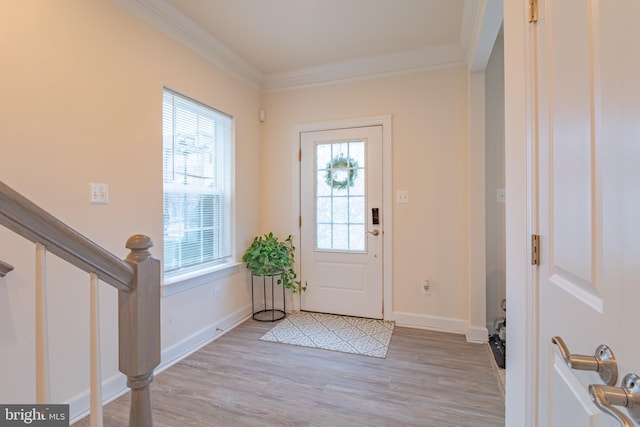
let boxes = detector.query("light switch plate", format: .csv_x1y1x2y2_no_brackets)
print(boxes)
496,189,505,204
90,183,109,204
421,279,432,295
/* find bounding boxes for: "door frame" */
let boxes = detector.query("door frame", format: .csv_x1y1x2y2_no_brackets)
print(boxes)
504,1,539,426
291,115,393,320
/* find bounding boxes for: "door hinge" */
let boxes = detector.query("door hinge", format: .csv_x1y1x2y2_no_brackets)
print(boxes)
531,234,540,265
298,149,301,162
299,215,302,228
528,0,538,23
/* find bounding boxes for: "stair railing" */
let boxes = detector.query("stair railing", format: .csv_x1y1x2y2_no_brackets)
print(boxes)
0,259,13,277
0,181,160,427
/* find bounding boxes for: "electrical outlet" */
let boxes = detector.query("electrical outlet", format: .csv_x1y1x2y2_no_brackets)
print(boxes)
421,279,432,295
397,190,409,204
214,286,222,301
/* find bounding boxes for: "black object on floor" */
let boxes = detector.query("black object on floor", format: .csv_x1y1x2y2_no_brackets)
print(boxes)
489,334,506,369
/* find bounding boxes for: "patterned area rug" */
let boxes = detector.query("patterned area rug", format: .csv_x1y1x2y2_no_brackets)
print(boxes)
259,311,395,358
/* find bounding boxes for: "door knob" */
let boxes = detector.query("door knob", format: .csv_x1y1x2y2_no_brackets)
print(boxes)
551,336,618,386
366,229,380,236
589,373,640,427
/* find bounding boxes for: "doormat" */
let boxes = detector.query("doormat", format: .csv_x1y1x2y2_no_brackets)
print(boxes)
259,311,394,358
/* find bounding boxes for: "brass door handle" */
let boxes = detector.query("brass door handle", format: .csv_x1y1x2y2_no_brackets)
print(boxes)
366,229,380,236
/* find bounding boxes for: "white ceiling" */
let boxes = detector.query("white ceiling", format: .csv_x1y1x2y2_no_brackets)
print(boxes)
164,0,466,74
114,0,502,91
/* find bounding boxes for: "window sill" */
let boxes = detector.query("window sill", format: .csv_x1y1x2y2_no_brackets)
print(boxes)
162,262,241,297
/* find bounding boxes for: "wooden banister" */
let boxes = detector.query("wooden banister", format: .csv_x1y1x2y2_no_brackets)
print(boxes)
0,181,134,291
0,259,13,277
120,235,160,427
0,181,160,427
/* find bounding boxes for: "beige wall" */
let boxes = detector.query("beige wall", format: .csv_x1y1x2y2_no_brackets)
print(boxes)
261,67,470,324
0,0,478,417
0,0,261,416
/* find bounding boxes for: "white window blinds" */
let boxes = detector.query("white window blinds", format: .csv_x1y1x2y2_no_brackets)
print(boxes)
162,89,232,279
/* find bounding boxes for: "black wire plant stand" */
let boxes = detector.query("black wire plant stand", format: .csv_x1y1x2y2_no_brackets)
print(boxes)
251,272,286,322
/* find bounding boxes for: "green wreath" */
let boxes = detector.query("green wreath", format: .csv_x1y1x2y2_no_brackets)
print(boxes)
325,154,359,190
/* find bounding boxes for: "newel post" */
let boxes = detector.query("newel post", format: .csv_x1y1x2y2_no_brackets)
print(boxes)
119,235,161,427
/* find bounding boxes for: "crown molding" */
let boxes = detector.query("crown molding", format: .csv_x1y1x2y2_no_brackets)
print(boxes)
112,0,263,90
461,0,482,54
113,0,487,92
262,44,467,92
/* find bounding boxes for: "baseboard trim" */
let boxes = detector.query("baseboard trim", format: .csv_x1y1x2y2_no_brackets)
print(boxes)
393,311,467,334
467,325,489,343
67,372,127,425
393,311,488,343
68,304,251,424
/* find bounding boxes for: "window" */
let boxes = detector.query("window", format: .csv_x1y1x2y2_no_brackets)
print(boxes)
162,88,233,282
316,140,366,252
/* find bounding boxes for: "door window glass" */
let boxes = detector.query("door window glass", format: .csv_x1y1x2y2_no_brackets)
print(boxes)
315,140,365,251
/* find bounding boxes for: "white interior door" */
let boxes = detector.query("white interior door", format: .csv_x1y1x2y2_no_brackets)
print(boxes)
535,1,640,425
300,126,383,319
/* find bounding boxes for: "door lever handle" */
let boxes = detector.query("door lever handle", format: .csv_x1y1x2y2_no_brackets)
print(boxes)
589,373,640,427
551,336,618,386
366,229,380,236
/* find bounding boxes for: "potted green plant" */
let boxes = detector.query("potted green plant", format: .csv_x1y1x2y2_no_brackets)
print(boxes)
242,232,307,293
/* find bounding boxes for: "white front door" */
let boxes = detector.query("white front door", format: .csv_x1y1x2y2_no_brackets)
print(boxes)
300,126,383,319
535,1,640,425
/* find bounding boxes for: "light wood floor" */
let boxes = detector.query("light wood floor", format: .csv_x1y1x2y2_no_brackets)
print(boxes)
74,318,505,426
